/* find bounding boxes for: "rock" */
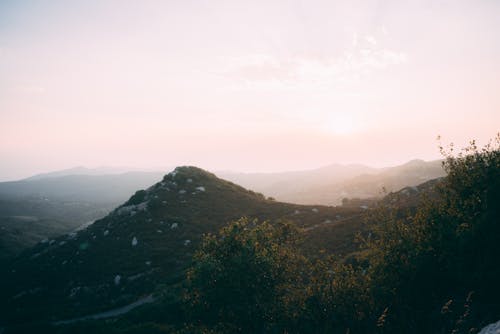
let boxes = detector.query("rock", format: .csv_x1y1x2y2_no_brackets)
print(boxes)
479,320,500,334
132,237,138,246
114,275,121,285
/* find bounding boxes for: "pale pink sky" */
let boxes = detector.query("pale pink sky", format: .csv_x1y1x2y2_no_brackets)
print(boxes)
1,0,499,180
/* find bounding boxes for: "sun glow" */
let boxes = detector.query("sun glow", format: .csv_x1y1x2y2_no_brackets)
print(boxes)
324,113,361,135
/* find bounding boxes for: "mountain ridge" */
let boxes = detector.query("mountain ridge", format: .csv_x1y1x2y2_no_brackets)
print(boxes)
1,166,366,325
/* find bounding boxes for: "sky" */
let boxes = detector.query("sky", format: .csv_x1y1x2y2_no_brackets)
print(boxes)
0,0,499,180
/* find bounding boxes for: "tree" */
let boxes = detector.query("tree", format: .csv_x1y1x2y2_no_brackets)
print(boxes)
184,218,308,333
364,135,500,333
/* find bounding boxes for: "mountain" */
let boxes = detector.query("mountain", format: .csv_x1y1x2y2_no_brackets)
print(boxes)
0,171,165,202
23,166,135,181
217,163,377,199
0,160,445,262
0,171,165,261
220,159,445,206
0,166,366,327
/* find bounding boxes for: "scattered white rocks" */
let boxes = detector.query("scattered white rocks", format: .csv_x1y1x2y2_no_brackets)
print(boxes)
184,240,191,246
13,291,27,300
131,237,138,246
479,319,500,334
117,201,148,216
59,241,66,246
145,261,151,266
69,286,81,298
179,189,187,194
49,240,55,245
187,178,193,183
67,232,77,239
323,219,332,224
103,230,109,236
157,230,163,233
114,275,121,285
117,205,135,215
336,215,342,219
196,186,206,192
294,210,300,215
41,238,48,244
311,208,319,213
360,205,369,210
136,202,148,211
128,272,147,281
171,223,178,229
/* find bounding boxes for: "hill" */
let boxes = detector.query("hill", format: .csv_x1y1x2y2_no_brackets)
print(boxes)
0,171,165,202
23,166,137,181
0,166,365,327
0,171,165,260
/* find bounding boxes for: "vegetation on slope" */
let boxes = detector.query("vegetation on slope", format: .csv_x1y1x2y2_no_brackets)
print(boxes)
0,167,363,329
179,137,499,333
2,137,498,334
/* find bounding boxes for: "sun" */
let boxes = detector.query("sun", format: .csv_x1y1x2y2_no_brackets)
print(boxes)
324,113,360,135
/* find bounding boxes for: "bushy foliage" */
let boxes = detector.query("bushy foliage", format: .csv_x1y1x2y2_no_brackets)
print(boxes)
363,136,500,333
46,137,497,334
183,136,500,333
184,218,309,333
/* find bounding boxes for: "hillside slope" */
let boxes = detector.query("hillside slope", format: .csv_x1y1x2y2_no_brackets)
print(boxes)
0,166,363,326
0,171,165,260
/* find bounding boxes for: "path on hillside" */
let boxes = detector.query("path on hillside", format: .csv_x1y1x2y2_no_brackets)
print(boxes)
303,213,364,232
53,294,155,325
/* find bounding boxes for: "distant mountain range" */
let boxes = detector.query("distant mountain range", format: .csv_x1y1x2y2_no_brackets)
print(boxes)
218,159,445,205
0,171,166,260
24,166,137,181
0,171,166,202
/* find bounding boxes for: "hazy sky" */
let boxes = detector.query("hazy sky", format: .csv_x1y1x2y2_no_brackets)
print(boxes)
1,0,499,180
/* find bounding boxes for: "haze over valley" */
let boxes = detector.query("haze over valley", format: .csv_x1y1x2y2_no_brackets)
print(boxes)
0,1,499,333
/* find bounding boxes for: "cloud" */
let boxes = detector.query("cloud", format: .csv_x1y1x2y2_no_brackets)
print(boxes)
218,35,407,91
365,35,377,45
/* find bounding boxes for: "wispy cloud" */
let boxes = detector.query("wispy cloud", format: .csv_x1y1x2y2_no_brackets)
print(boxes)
219,35,407,91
